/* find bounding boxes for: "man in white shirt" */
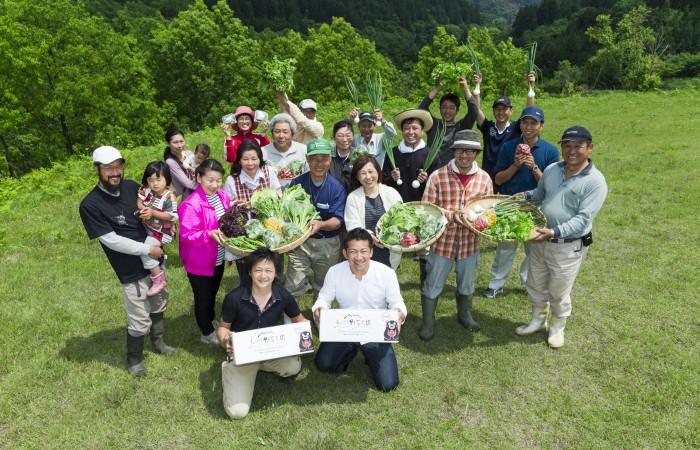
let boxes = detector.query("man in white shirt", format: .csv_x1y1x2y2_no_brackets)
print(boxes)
312,228,407,391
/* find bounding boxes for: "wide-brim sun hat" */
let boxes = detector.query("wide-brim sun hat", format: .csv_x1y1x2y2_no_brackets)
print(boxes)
394,109,433,132
232,105,259,131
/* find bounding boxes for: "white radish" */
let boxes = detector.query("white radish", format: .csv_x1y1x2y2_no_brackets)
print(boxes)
396,179,403,185
473,204,484,213
354,116,360,124
528,86,536,98
412,180,420,189
473,82,481,96
467,210,479,222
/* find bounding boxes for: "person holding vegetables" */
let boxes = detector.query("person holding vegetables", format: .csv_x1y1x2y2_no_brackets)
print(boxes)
164,128,199,199
347,109,397,169
178,159,232,346
79,146,178,377
274,91,324,145
224,140,282,287
483,106,560,299
474,72,536,184
284,139,347,302
419,129,493,341
217,247,309,419
221,105,270,164
345,154,403,269
262,113,308,188
515,126,607,349
418,75,478,169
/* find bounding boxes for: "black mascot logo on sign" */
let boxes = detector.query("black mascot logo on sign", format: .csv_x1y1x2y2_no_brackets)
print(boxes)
384,320,399,341
299,331,314,352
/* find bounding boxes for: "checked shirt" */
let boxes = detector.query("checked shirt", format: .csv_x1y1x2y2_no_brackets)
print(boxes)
422,163,493,259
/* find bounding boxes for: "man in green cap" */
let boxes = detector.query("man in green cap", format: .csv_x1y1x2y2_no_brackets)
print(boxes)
285,139,347,301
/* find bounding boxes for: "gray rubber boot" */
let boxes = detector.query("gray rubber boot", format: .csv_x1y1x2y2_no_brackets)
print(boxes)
419,295,438,341
419,259,427,290
456,294,481,331
126,332,146,377
149,312,178,355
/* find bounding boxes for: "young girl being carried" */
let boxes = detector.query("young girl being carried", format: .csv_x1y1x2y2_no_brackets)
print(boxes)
184,144,211,179
137,161,178,296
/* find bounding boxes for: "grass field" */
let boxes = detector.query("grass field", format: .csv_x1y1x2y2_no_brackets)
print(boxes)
1,90,699,448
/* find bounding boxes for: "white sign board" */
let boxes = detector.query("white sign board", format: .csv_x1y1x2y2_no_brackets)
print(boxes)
232,321,314,365
319,309,400,343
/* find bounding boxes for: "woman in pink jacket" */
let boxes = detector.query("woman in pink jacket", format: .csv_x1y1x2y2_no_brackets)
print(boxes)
178,159,231,345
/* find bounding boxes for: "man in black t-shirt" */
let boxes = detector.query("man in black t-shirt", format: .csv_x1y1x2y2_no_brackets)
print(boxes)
79,146,178,376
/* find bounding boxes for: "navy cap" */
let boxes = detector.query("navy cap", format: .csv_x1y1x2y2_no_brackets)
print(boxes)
559,126,593,143
358,111,375,123
520,105,544,123
492,97,512,108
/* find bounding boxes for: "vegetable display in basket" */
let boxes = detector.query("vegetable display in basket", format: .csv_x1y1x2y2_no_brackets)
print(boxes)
275,159,305,180
377,203,442,248
465,196,546,241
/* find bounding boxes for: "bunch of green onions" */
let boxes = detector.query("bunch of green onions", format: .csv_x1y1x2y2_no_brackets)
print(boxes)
382,134,401,185
412,121,446,188
365,72,383,111
526,42,542,98
493,196,546,226
344,76,360,107
466,42,481,95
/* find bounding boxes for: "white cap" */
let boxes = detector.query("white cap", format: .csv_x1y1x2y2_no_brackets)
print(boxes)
299,99,317,111
92,146,124,165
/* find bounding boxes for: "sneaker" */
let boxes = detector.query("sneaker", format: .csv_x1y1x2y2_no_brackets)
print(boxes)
200,331,220,345
483,287,503,298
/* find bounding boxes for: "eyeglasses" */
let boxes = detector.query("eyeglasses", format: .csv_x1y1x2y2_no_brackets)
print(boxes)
100,163,124,172
453,148,478,155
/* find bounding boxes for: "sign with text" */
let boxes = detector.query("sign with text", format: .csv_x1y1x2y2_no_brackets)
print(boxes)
319,309,400,343
232,321,314,365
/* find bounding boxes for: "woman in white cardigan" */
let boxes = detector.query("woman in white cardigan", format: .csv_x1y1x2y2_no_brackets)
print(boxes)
345,155,403,269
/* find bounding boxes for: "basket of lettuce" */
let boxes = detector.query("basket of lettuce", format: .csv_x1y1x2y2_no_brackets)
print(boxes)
220,185,320,255
462,194,547,242
376,201,448,253
273,159,305,180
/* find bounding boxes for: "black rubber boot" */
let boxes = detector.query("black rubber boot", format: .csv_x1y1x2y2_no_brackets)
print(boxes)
456,294,481,331
126,332,146,376
149,312,178,355
419,295,438,341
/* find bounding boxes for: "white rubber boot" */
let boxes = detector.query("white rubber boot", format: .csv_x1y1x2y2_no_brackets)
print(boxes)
515,305,549,335
548,316,567,348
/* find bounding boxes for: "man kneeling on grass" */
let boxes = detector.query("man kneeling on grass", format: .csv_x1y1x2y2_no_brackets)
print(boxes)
312,228,407,392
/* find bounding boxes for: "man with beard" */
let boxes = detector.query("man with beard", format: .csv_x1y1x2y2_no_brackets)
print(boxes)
79,146,178,376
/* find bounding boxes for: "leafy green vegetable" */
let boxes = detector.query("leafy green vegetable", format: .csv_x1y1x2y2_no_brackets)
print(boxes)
431,62,471,93
287,160,305,176
244,219,266,239
483,210,535,241
377,203,441,246
279,185,320,230
260,56,297,92
224,236,265,250
350,147,369,165
251,188,280,218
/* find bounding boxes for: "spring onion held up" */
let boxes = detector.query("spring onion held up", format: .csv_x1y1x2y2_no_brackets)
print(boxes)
365,72,383,111
345,76,360,120
466,43,481,95
382,134,401,185
525,42,542,98
411,121,446,189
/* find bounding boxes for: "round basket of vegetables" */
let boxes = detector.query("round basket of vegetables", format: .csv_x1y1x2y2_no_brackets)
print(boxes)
462,195,547,242
375,201,448,253
220,185,320,256
274,160,305,181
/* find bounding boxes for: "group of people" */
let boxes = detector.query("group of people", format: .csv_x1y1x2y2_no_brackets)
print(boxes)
79,72,607,419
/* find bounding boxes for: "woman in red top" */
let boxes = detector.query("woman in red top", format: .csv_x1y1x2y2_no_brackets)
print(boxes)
221,106,270,163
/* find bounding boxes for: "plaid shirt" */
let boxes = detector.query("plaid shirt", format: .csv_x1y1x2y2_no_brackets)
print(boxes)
422,163,493,259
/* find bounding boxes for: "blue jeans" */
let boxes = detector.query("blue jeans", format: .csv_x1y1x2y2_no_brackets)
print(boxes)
422,248,480,299
315,342,399,391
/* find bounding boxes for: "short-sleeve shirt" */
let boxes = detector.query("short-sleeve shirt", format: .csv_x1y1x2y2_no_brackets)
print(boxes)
495,137,560,195
478,118,522,180
220,284,301,332
79,179,150,284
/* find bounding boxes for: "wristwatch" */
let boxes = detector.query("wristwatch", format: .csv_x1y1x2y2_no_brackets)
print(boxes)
531,165,539,172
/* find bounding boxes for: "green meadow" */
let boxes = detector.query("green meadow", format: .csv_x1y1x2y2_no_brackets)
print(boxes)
1,90,698,448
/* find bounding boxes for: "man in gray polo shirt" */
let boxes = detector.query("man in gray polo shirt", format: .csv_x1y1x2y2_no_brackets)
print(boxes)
515,126,607,348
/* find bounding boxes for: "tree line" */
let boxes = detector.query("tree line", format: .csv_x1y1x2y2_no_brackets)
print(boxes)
1,0,698,177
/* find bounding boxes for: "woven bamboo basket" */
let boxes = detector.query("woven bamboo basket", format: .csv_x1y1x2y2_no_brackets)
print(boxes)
376,201,448,253
462,194,546,242
223,225,314,256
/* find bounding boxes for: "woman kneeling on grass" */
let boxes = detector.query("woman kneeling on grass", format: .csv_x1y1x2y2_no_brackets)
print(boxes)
217,247,309,419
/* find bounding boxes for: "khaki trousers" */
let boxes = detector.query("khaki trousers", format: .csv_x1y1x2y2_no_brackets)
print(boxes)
122,273,168,336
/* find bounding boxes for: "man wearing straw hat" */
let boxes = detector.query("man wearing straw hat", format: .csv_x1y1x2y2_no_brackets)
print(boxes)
515,126,607,348
419,130,493,341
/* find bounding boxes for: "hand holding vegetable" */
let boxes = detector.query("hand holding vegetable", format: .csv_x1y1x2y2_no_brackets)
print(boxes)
209,229,226,245
348,107,360,122
391,168,401,182
374,109,384,125
220,122,231,137
416,169,428,183
533,227,553,241
453,210,469,227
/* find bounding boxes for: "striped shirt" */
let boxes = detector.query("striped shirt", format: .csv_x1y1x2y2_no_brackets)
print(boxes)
422,162,493,259
206,193,226,266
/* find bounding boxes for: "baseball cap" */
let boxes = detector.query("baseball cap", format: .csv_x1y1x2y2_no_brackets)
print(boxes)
299,99,318,111
451,130,482,151
520,105,544,123
492,97,513,108
93,146,124,165
306,139,333,156
559,126,593,143
358,111,375,123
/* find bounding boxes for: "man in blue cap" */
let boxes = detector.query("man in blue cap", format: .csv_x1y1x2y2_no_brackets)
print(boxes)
473,72,536,183
483,105,560,298
515,126,607,348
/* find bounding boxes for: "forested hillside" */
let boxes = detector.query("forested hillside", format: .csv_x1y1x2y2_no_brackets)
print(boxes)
1,0,698,177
